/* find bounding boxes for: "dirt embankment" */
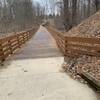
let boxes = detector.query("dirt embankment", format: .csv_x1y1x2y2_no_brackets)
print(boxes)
63,11,100,86
65,10,100,38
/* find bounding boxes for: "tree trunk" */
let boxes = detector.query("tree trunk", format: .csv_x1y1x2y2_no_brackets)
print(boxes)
63,0,72,31
95,0,100,11
72,0,77,26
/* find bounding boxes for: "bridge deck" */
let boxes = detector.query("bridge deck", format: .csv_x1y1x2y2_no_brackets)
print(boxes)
12,26,62,60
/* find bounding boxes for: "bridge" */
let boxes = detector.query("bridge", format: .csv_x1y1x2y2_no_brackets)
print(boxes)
0,25,99,100
1,25,100,62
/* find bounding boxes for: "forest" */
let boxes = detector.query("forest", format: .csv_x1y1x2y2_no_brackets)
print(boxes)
0,0,45,34
0,0,100,34
53,0,100,31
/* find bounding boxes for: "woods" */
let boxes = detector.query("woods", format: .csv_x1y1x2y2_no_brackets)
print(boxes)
54,0,100,31
0,0,100,34
63,0,100,30
0,0,45,35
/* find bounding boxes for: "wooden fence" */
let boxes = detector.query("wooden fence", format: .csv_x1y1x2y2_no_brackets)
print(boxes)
46,25,100,90
46,26,65,54
46,26,100,57
0,28,37,62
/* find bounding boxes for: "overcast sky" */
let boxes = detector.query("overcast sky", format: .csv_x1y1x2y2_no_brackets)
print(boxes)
33,0,48,6
32,0,60,15
33,0,54,14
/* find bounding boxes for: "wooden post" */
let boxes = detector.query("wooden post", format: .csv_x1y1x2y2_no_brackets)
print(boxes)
22,33,25,44
8,40,13,54
17,35,21,48
0,43,5,65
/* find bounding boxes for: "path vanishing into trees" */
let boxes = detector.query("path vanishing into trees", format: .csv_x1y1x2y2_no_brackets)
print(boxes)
0,26,98,100
12,26,62,60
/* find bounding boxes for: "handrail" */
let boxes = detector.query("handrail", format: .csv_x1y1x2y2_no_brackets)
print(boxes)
46,26,65,54
46,25,100,89
46,25,100,57
0,27,37,63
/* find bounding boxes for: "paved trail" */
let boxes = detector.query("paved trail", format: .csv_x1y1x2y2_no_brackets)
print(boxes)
0,26,98,100
12,26,62,59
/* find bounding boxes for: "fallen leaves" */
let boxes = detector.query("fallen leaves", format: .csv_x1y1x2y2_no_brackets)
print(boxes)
62,55,100,84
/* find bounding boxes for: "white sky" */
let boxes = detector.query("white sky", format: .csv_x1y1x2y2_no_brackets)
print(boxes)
33,0,54,14
33,0,48,6
33,0,61,15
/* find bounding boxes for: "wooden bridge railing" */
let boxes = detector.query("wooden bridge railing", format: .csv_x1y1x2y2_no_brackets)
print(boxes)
46,26,65,54
0,28,37,63
46,26,100,57
46,25,100,90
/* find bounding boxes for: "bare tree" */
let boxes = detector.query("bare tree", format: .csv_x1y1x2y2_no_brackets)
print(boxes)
0,0,45,35
63,0,72,30
72,0,77,26
95,0,100,11
62,0,100,31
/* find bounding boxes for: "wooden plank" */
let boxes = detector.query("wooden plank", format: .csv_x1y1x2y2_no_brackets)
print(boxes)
0,43,5,61
66,47,100,56
46,27,65,39
66,37,100,44
8,40,13,54
0,28,36,62
81,73,100,91
46,26,100,56
66,43,100,51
